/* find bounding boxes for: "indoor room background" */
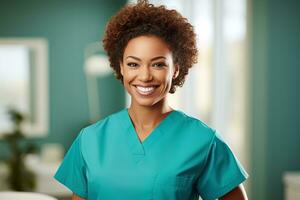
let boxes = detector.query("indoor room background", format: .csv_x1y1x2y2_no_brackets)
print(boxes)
0,0,299,200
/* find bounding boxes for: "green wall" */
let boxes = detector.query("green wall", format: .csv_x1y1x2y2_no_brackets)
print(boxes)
0,0,126,158
2,0,299,198
251,0,300,199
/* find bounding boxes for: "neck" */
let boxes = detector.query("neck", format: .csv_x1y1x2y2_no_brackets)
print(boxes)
128,99,173,130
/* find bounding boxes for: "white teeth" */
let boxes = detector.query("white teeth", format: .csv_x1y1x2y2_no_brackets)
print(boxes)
137,86,154,92
136,86,155,95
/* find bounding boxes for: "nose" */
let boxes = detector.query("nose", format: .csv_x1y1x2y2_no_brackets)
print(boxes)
138,65,153,81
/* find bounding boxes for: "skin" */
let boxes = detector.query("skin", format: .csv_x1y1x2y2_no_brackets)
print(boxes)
120,35,179,140
71,35,247,200
72,194,85,200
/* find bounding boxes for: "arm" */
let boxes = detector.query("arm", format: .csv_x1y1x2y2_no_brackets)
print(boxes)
219,184,248,200
72,193,86,200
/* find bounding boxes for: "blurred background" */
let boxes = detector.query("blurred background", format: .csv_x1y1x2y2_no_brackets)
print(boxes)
0,0,299,200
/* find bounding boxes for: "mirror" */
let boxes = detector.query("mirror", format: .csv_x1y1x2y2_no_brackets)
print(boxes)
0,38,49,138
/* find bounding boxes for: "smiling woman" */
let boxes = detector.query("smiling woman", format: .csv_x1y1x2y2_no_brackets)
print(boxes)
54,1,249,200
120,36,178,109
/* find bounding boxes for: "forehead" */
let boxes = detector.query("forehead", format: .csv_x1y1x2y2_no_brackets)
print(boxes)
123,36,172,59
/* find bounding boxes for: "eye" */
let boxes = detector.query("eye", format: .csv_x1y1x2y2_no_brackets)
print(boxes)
127,62,139,68
152,62,166,68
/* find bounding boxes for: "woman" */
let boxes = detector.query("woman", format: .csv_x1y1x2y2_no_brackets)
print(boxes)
54,1,249,199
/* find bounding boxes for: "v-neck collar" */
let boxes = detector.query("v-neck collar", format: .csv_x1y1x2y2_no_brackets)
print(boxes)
120,108,177,160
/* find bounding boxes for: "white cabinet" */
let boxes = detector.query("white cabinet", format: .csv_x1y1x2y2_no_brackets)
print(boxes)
25,158,72,198
283,172,300,200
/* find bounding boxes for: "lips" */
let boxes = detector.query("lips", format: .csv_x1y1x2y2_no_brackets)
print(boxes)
134,85,158,96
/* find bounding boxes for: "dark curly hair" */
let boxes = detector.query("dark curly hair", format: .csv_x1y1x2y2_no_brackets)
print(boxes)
102,0,198,93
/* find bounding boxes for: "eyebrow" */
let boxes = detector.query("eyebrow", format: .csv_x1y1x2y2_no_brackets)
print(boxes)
125,56,166,61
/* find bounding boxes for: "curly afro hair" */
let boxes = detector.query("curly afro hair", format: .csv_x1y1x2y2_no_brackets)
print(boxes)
102,0,198,93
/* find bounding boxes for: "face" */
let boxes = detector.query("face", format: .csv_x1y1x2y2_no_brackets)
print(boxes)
120,35,179,108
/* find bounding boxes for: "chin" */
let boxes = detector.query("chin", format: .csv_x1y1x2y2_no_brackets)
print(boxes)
131,96,161,107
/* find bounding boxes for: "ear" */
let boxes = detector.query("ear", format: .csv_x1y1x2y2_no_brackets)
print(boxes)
173,64,179,79
120,61,124,76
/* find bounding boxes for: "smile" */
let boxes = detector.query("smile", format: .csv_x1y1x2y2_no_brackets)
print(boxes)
135,85,157,96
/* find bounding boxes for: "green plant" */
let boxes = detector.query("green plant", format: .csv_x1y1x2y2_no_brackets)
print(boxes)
2,108,37,191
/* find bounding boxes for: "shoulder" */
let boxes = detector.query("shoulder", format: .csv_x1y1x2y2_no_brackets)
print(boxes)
176,112,234,154
174,110,213,130
75,109,127,161
79,109,126,139
173,110,217,142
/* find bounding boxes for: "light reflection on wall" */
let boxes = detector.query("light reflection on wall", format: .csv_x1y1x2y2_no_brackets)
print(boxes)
0,45,30,133
221,0,249,176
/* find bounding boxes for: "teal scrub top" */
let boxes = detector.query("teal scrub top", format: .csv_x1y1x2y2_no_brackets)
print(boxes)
54,109,248,200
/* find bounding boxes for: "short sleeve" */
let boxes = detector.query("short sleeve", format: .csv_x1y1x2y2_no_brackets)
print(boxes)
196,130,249,200
54,129,88,198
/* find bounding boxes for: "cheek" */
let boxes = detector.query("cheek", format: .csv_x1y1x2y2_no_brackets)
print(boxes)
121,70,129,81
159,71,173,84
122,71,135,86
154,72,173,91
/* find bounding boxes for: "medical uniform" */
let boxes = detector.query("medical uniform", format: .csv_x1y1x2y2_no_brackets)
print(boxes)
54,109,248,200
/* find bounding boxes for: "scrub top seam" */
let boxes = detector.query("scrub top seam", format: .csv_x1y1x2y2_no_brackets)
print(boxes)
197,130,216,178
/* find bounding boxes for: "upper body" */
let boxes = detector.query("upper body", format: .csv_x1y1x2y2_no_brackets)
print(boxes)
55,109,248,200
55,0,249,199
